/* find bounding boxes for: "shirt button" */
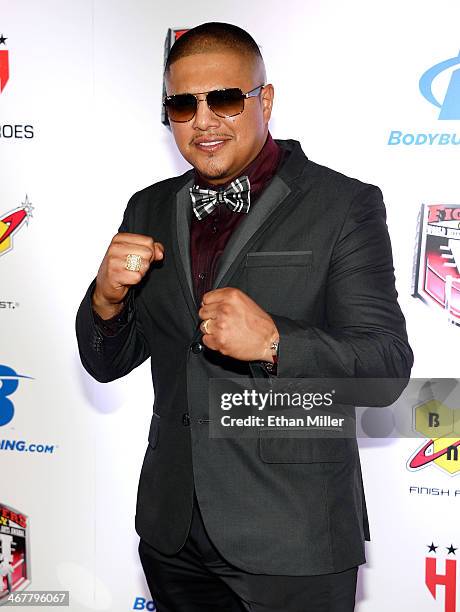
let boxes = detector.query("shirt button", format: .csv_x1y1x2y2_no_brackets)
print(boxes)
190,341,203,354
212,225,218,233
182,413,191,426
198,272,206,280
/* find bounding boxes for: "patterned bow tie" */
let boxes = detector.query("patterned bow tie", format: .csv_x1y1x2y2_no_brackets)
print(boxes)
189,176,251,221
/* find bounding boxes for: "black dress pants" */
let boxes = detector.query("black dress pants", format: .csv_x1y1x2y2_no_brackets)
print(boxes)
138,491,358,612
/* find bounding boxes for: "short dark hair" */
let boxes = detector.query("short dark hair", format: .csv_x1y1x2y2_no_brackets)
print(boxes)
164,22,263,75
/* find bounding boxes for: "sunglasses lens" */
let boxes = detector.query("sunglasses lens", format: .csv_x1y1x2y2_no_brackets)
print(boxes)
207,88,244,117
165,94,197,122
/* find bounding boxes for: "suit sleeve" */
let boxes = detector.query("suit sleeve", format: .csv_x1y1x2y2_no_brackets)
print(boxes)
269,185,413,382
75,193,151,383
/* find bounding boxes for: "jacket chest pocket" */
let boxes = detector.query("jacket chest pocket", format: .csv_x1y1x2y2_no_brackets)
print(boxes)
244,250,312,317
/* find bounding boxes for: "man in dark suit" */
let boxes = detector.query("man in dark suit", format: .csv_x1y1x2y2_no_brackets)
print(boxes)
75,22,413,612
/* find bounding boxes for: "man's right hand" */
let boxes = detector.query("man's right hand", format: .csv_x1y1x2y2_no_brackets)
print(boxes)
92,233,164,320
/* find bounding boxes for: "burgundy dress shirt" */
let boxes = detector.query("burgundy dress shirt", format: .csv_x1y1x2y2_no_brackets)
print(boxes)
190,131,283,306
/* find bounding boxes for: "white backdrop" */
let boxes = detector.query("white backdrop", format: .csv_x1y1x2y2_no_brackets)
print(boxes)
1,0,459,610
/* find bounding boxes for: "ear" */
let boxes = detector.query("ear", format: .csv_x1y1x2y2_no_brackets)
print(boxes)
261,84,274,124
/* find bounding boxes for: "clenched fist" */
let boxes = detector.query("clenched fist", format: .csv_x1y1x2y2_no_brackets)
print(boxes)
92,233,164,319
198,287,279,362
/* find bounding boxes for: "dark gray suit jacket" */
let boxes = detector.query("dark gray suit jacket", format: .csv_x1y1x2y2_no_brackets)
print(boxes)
75,139,413,575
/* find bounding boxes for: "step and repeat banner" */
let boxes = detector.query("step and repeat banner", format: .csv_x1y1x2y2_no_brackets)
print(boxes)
1,0,459,610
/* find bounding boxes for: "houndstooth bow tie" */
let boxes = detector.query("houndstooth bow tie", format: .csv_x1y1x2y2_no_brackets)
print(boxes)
189,176,251,221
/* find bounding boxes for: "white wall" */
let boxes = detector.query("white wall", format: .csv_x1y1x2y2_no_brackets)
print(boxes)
1,1,459,610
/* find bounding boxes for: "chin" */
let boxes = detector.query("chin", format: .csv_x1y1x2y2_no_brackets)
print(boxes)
199,170,229,181
194,161,231,182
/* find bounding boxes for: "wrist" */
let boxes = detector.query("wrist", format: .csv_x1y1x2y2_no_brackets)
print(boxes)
260,326,279,363
92,289,125,320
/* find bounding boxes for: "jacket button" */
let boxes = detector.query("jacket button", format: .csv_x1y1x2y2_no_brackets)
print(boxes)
190,341,203,354
182,413,191,426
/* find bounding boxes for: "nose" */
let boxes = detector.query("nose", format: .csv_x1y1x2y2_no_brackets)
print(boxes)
191,95,220,130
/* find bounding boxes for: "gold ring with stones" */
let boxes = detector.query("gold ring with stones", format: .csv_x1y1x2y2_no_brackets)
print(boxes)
125,253,142,272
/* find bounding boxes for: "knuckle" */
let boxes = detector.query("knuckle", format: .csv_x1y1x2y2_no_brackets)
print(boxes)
110,243,124,258
219,340,229,355
111,232,126,245
106,256,118,272
141,236,155,250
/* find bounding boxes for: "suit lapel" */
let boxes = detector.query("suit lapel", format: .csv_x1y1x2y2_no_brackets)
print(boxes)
212,176,291,288
172,139,308,322
173,175,199,322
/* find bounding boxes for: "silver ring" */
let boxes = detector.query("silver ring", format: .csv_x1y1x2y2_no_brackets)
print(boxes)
125,253,142,272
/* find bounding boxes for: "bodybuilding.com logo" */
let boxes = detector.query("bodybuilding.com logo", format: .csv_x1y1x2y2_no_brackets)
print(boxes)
388,50,460,146
420,50,460,120
0,365,33,427
0,365,58,455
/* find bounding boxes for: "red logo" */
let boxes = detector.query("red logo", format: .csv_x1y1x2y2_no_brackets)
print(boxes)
0,195,34,258
0,33,9,93
409,438,460,470
412,203,460,325
0,502,31,601
174,29,188,41
426,543,458,611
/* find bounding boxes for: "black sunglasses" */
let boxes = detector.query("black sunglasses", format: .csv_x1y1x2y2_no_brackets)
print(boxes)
163,84,265,123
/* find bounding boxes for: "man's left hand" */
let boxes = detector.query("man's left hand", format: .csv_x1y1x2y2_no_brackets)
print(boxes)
198,287,279,362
